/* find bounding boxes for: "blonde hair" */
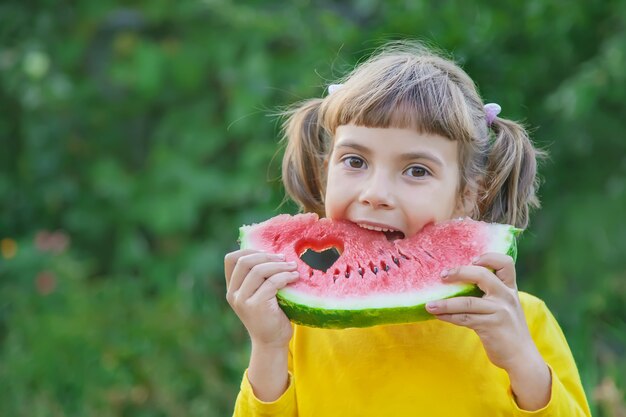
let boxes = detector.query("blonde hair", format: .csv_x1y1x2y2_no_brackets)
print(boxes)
281,42,543,229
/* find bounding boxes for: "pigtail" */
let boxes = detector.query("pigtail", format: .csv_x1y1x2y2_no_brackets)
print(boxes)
281,98,328,216
479,118,544,229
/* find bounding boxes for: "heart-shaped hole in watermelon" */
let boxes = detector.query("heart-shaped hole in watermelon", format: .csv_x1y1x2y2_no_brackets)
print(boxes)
299,247,342,272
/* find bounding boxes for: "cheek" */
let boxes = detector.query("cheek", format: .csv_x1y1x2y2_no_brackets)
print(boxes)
323,167,350,219
323,180,340,218
441,187,463,219
410,184,459,222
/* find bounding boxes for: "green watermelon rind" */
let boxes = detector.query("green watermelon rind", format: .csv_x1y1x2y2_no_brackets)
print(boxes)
239,218,521,329
276,284,483,328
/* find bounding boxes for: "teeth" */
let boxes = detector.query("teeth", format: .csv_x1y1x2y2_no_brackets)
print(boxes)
357,223,397,233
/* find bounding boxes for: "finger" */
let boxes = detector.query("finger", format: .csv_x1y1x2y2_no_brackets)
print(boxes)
224,249,258,285
228,252,287,292
472,253,517,289
432,312,495,329
426,296,495,316
441,265,508,296
249,271,301,304
237,261,298,300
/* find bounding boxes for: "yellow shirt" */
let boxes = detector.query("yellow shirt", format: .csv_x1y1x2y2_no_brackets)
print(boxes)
232,292,591,416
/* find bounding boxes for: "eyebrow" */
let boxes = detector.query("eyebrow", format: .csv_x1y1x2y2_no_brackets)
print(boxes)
335,141,445,167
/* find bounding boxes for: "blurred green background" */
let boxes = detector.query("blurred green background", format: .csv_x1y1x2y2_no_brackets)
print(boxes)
1,1,625,416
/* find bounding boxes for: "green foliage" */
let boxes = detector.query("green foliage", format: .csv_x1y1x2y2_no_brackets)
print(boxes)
1,0,625,415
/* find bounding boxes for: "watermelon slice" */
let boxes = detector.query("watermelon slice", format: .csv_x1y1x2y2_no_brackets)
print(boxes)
239,214,521,329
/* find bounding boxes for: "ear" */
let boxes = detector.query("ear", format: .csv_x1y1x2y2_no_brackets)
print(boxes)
454,183,479,218
322,151,332,178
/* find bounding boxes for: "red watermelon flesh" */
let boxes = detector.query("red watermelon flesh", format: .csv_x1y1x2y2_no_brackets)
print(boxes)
239,213,520,329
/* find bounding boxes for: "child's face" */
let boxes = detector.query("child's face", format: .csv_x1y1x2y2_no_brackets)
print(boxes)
324,124,467,238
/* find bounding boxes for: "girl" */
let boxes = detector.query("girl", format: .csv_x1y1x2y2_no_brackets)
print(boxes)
224,42,591,416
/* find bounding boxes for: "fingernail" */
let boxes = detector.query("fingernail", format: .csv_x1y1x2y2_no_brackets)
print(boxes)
440,269,449,278
288,261,297,267
273,254,285,260
290,271,300,277
426,302,438,311
472,256,479,264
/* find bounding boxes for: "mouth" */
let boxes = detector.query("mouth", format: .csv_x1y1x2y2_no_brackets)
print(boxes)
356,222,405,241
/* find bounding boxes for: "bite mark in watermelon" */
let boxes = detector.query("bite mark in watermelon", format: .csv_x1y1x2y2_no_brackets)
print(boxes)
239,214,521,329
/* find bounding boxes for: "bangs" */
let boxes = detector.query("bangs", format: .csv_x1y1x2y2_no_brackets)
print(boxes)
320,53,477,143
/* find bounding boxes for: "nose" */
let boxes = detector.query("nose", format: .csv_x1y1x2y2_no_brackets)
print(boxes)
358,170,395,210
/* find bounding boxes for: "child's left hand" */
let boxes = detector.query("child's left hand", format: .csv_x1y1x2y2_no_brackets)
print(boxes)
425,252,538,372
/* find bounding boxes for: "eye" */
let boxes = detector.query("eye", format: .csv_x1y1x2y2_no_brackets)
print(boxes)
342,156,366,169
404,165,430,178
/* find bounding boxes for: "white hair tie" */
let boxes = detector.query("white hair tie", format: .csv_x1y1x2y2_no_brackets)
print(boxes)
327,84,343,95
484,103,501,126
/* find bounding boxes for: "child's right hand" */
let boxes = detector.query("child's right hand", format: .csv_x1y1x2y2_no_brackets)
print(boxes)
224,249,300,349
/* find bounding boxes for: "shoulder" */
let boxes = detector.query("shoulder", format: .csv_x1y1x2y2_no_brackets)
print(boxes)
518,290,547,309
518,291,566,337
518,291,552,321
517,292,579,365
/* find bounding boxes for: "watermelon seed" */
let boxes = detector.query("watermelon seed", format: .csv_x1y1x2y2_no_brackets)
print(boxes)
381,261,390,272
392,256,400,266
345,272,350,278
309,269,314,277
333,269,341,283
357,267,364,277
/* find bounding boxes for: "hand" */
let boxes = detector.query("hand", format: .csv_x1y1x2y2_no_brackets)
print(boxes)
425,253,552,410
224,249,300,349
425,253,539,372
